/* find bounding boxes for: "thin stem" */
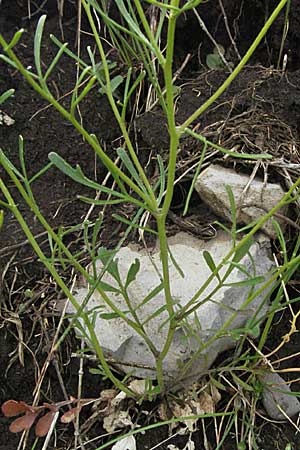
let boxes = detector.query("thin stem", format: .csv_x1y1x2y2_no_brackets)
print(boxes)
0,178,134,397
161,2,181,216
155,216,177,391
178,0,288,133
82,0,158,209
133,0,166,66
0,34,152,208
0,154,158,351
154,1,181,392
177,176,300,320
178,249,300,381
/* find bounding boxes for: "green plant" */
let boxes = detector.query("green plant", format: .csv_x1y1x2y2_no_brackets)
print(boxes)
0,0,296,403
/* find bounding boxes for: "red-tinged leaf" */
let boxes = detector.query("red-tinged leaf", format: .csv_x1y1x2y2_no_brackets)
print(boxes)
9,412,37,433
60,406,81,424
2,400,29,417
42,402,58,412
35,411,56,437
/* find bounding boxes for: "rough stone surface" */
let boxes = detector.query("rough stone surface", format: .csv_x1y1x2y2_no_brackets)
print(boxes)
195,164,287,238
72,232,275,385
261,372,300,420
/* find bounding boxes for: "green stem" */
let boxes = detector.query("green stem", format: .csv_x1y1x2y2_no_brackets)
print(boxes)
178,0,288,133
0,154,157,350
155,216,177,391
154,1,181,392
82,0,158,209
178,249,300,381
0,178,134,397
177,176,300,320
161,1,180,215
0,35,152,209
121,288,159,357
133,0,166,66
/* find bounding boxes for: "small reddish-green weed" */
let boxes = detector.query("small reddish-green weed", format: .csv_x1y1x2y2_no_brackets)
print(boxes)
1,397,91,437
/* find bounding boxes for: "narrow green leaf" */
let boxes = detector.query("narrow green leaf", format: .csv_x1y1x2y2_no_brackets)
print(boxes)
50,34,88,68
214,220,231,234
0,89,15,105
71,75,96,114
233,238,253,263
18,135,27,180
244,319,261,338
89,368,101,375
87,45,96,69
225,184,237,238
0,54,18,70
236,220,259,234
125,259,140,288
97,247,117,264
99,312,122,320
142,0,180,11
209,376,228,391
0,55,39,78
71,66,93,113
44,43,68,81
168,245,185,278
0,210,4,230
271,219,287,264
29,162,53,184
135,282,164,311
78,196,124,206
91,216,103,250
97,248,121,283
0,149,24,180
34,15,47,78
185,129,272,160
157,155,165,205
97,280,120,294
115,0,153,50
117,147,146,191
4,29,24,51
99,75,123,95
203,250,221,282
122,67,132,107
183,141,207,216
112,214,157,235
48,152,125,197
231,373,254,392
224,275,265,287
142,304,168,326
224,260,251,277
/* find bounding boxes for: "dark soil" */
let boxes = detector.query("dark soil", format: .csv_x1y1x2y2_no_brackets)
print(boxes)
1,1,300,449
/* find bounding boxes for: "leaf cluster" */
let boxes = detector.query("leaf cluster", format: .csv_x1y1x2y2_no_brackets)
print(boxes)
1,397,92,437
